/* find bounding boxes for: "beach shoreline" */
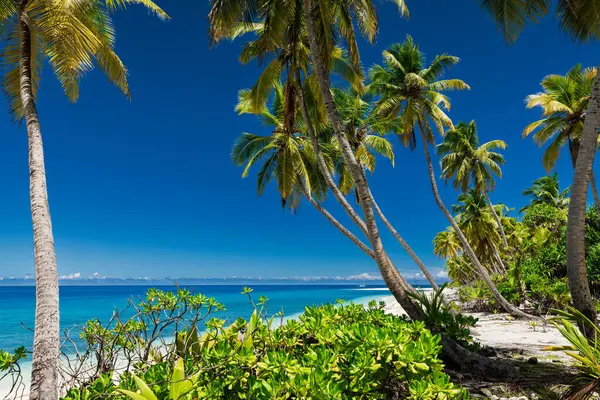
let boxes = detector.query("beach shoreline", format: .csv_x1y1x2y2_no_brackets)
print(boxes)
0,287,575,399
379,289,572,363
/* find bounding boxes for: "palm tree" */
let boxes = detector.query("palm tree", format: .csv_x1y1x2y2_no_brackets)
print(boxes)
433,228,462,260
476,0,600,335
520,173,570,212
369,36,528,318
208,0,376,250
210,0,424,319
301,0,425,317
438,120,509,248
452,190,508,275
0,0,167,397
524,65,600,214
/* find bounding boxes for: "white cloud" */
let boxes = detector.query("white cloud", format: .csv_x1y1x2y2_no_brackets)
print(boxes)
413,272,425,279
342,273,382,281
436,270,449,278
59,272,81,280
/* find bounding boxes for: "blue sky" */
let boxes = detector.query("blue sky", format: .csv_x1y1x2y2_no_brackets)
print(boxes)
0,0,598,280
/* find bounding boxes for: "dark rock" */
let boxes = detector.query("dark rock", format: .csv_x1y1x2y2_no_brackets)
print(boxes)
527,357,538,364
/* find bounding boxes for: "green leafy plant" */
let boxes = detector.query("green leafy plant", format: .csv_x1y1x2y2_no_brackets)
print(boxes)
63,289,469,399
119,358,200,400
408,285,479,348
0,347,27,398
545,307,600,399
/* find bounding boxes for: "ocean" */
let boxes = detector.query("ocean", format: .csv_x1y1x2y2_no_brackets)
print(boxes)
0,284,396,353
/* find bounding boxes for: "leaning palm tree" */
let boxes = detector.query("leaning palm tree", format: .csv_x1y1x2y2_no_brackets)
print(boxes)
0,0,167,397
520,173,571,212
329,87,440,289
477,0,600,334
369,36,529,318
523,65,600,214
210,0,424,319
299,0,426,318
437,120,509,248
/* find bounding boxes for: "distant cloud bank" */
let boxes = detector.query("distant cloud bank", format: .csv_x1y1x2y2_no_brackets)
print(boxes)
0,271,448,286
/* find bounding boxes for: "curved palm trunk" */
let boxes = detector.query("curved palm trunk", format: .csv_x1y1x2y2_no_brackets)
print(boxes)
566,74,600,335
417,124,530,319
20,12,60,400
369,191,439,289
302,0,422,318
485,193,508,249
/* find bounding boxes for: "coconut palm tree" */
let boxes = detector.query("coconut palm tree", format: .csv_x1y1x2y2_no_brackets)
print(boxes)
209,0,373,247
523,65,600,214
476,0,600,335
438,120,509,248
0,0,167,397
210,0,424,318
452,190,508,275
369,36,528,318
520,173,570,212
433,228,462,260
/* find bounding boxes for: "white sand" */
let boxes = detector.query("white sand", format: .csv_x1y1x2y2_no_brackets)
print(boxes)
381,292,573,363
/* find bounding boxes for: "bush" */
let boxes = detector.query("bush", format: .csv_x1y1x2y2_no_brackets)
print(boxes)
521,203,567,233
457,281,496,312
63,289,468,399
409,285,478,348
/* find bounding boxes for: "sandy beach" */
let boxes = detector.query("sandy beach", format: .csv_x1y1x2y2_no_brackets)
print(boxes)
381,290,573,363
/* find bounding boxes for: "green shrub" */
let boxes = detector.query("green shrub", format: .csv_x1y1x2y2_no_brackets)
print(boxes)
496,279,521,306
546,308,600,400
521,203,567,233
409,285,478,348
63,290,468,400
457,281,496,312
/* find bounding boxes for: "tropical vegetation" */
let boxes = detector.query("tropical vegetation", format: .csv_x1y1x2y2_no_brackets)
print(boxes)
1,0,600,397
60,288,468,399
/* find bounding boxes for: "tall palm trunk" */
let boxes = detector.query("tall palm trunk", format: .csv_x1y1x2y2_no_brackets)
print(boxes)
566,74,600,335
569,138,600,216
302,0,422,318
20,10,60,400
417,123,530,319
485,193,508,249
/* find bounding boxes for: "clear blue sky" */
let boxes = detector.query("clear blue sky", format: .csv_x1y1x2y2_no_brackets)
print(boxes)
0,0,598,279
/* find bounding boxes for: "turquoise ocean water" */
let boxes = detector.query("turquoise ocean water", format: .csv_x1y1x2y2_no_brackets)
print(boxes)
0,284,395,353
